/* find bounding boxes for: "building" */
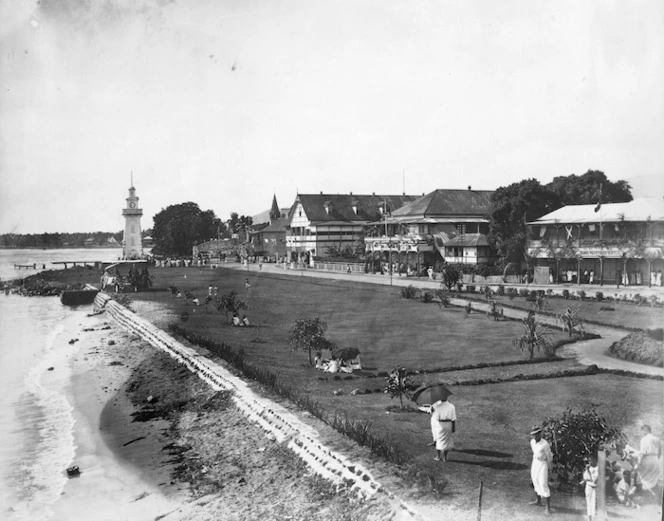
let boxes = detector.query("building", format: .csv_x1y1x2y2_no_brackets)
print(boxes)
526,197,664,286
364,188,495,270
122,183,143,259
286,193,419,262
247,195,291,260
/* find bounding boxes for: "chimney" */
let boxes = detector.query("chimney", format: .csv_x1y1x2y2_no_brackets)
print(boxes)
468,185,472,190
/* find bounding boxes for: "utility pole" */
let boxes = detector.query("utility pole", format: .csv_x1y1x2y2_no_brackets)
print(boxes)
385,199,392,286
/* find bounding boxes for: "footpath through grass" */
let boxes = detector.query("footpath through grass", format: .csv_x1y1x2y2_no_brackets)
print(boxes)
129,266,663,520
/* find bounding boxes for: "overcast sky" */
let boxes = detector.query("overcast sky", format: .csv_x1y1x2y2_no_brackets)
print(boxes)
1,0,663,234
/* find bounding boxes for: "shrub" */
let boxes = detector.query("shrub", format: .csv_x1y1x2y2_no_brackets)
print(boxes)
529,289,539,299
434,289,450,308
562,289,570,300
466,285,476,293
595,291,604,302
542,408,623,485
546,289,554,297
497,284,505,296
401,285,417,299
420,291,434,304
441,266,461,291
577,290,586,301
384,367,412,409
506,287,518,300
519,288,530,298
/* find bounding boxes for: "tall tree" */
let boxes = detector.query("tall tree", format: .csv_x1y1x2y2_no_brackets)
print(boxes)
546,170,632,206
152,202,222,256
488,179,560,270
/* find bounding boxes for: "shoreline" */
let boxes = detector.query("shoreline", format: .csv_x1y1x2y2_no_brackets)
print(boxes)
50,310,189,520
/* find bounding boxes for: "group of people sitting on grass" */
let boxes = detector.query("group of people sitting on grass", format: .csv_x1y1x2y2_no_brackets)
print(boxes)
232,312,250,327
313,353,362,373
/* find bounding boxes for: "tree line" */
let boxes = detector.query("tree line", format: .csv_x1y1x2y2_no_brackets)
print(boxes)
0,231,126,249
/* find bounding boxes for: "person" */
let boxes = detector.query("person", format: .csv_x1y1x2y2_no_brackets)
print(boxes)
614,470,637,508
347,263,351,275
427,266,434,280
636,424,662,497
581,455,599,520
245,278,251,290
241,314,249,327
232,313,241,326
529,425,553,515
314,352,323,369
583,269,589,284
430,397,456,462
589,270,595,284
325,357,340,373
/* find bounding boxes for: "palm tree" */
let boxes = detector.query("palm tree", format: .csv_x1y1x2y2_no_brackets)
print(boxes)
514,311,552,359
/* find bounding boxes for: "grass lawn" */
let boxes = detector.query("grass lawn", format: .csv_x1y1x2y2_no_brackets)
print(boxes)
128,266,663,520
488,293,663,331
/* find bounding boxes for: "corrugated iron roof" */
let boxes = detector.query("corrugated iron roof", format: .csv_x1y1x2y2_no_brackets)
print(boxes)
294,193,419,223
530,197,664,224
391,189,494,219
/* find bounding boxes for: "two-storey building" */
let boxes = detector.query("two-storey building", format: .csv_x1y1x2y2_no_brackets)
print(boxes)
526,197,664,286
364,188,495,271
286,193,418,263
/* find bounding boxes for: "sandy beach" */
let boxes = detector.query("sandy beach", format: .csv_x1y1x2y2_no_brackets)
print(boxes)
43,303,404,521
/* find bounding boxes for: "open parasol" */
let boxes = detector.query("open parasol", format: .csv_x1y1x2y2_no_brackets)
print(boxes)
333,347,361,361
412,383,453,405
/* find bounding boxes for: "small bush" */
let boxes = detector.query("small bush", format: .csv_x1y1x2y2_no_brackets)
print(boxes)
577,290,586,301
543,408,623,485
420,291,434,304
506,287,518,300
497,284,505,296
562,289,570,300
466,285,476,293
519,288,530,298
595,291,604,302
401,285,417,300
546,289,554,296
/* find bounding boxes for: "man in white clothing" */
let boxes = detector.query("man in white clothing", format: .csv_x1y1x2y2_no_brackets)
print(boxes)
529,425,553,515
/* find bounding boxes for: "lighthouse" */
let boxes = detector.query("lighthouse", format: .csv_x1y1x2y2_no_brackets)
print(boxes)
122,181,143,259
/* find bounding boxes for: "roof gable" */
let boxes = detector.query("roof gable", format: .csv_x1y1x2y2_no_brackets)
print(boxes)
391,189,494,218
294,193,419,223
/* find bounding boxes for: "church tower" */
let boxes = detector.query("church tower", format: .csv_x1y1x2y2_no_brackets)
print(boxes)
122,180,143,259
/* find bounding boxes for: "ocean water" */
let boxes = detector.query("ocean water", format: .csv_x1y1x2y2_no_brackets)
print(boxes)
0,249,118,519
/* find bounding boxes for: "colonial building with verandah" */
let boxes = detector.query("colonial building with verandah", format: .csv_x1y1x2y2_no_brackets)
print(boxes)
526,197,664,287
286,193,419,263
364,188,495,273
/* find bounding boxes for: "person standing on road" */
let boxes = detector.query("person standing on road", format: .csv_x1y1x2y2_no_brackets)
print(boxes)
529,425,553,515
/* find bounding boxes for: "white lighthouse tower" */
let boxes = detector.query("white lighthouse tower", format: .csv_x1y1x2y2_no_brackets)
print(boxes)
122,178,143,259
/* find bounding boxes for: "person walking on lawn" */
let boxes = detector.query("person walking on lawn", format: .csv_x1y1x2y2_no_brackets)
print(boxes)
430,398,456,462
529,425,553,515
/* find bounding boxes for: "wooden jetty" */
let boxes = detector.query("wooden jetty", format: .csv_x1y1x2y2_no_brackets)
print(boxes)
14,263,40,270
52,261,101,269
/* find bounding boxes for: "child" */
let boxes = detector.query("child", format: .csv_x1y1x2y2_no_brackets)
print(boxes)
614,470,637,508
581,455,599,521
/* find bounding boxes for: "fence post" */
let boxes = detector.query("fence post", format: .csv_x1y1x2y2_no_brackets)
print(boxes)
597,448,606,520
477,479,483,521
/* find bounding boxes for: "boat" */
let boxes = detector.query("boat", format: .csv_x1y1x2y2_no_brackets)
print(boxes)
60,285,99,306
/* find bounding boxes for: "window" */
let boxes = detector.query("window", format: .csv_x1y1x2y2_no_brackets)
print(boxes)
456,224,466,235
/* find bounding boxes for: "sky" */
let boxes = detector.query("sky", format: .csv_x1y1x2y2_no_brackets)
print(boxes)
1,0,663,234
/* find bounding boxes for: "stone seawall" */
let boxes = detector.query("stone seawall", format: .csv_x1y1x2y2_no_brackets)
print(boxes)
94,293,421,519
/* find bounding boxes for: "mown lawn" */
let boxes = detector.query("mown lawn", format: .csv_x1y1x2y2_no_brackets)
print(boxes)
489,292,663,330
130,265,663,520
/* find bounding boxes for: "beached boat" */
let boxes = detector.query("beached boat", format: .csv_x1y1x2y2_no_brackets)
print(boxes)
60,285,99,306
